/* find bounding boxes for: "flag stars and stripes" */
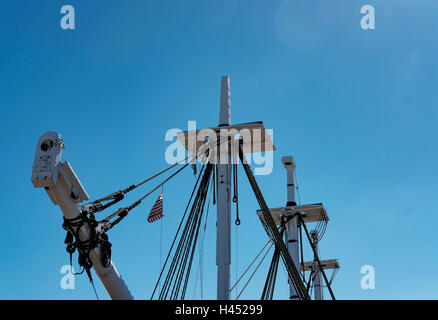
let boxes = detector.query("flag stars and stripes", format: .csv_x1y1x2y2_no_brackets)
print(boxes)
148,193,163,223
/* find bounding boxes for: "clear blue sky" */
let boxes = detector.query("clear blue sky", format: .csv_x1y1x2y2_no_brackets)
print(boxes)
1,0,437,299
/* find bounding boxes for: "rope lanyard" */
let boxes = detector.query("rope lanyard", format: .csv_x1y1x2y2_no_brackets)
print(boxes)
232,138,240,225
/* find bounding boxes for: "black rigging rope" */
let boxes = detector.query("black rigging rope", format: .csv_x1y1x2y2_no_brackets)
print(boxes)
175,164,213,299
313,208,328,244
95,162,189,235
85,136,226,219
99,136,229,231
299,222,306,280
85,155,193,216
236,243,273,300
261,227,284,300
213,165,217,205
329,266,339,286
150,163,207,299
230,239,272,294
299,215,336,300
306,269,314,293
237,140,310,300
192,184,212,299
156,164,213,300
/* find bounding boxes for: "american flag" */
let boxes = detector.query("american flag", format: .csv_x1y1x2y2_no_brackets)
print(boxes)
147,193,164,223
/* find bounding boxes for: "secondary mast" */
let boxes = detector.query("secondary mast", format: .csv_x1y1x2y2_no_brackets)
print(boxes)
282,156,300,300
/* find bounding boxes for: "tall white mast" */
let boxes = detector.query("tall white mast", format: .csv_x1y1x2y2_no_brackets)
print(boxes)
177,76,275,300
216,76,232,300
282,156,300,300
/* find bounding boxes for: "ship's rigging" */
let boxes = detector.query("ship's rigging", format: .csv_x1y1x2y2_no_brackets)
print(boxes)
31,76,340,300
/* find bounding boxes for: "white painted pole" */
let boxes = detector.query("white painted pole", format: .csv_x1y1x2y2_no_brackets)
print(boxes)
311,231,323,300
216,76,231,300
282,156,300,300
53,186,134,300
32,132,134,300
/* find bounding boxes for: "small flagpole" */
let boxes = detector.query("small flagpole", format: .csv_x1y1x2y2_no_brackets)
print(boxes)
159,185,164,293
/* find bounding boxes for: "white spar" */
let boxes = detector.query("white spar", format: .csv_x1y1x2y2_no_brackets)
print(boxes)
31,132,133,300
216,76,232,300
